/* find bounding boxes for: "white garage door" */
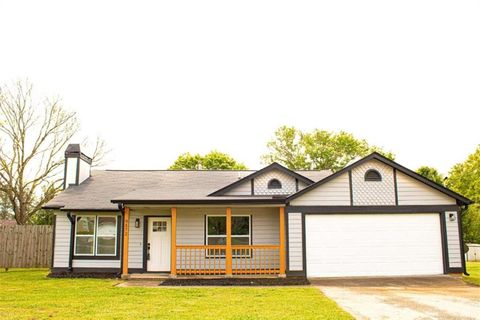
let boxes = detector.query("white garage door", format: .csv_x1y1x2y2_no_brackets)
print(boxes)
305,214,444,277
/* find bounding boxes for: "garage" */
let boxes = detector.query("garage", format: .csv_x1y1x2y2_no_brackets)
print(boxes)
305,213,444,277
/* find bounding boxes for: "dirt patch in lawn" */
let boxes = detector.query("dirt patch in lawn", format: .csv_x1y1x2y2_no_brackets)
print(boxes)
160,277,310,286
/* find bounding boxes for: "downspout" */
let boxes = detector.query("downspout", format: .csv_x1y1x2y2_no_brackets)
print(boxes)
66,212,75,272
118,203,125,278
459,205,469,276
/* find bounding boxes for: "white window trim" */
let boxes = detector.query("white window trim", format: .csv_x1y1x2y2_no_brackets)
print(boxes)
74,215,96,256
95,215,118,256
205,214,251,258
74,214,118,257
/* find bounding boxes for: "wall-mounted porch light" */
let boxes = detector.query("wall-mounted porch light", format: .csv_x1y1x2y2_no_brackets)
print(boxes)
449,213,456,222
135,218,140,228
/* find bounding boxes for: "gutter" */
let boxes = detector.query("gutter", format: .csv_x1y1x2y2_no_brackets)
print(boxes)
459,205,470,276
66,212,75,272
110,198,286,205
118,203,125,278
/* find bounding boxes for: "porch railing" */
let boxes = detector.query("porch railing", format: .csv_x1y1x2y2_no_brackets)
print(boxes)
176,245,280,276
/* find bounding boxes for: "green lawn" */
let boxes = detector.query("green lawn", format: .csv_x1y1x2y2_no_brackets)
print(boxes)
464,261,480,286
0,269,351,320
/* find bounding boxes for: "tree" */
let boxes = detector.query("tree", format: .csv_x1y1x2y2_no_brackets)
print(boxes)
169,151,247,170
446,145,480,243
416,166,445,185
0,191,12,220
262,126,394,171
0,81,107,224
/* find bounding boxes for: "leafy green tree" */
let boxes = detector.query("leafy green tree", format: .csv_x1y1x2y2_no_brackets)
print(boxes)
169,151,247,170
262,126,394,171
416,166,445,185
446,146,480,243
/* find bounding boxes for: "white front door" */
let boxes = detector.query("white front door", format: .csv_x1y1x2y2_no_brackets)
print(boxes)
147,217,171,272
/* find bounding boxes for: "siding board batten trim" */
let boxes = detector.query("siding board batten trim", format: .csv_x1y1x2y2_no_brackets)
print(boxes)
458,208,468,275
348,170,353,206
279,207,286,276
393,168,399,205
75,157,80,185
439,212,449,274
301,212,307,276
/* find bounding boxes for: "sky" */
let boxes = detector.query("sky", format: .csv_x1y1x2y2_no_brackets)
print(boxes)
0,0,479,174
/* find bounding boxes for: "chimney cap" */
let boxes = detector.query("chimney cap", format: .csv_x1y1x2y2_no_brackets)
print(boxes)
65,144,93,164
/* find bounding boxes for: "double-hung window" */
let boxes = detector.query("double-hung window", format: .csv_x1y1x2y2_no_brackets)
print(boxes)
74,215,118,257
206,215,251,257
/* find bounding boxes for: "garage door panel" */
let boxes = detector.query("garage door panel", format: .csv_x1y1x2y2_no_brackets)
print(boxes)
305,214,444,277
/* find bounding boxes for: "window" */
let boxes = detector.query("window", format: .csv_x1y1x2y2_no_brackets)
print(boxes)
206,215,251,257
152,221,167,232
267,179,282,189
365,169,382,181
96,217,117,255
74,215,118,256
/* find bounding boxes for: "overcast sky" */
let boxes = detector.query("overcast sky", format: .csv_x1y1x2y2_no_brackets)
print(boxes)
1,0,478,174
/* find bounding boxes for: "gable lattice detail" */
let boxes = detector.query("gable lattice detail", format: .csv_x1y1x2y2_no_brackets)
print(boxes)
255,169,297,195
352,160,396,205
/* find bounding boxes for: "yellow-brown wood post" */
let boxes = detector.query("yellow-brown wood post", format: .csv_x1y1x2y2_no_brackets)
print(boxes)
170,207,177,277
121,207,130,277
279,206,286,276
226,207,232,276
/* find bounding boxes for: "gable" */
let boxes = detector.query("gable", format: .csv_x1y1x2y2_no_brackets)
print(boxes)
209,163,314,197
351,159,396,205
290,172,350,206
287,153,468,206
396,172,456,205
224,169,309,196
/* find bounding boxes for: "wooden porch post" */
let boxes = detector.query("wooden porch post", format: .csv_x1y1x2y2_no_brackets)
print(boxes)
170,207,177,277
226,207,232,276
121,207,130,277
279,206,286,276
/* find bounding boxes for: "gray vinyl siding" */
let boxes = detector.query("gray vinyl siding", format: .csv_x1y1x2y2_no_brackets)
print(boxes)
176,207,279,270
290,173,350,206
53,213,71,268
397,172,456,205
127,207,279,271
52,211,122,270
445,211,462,268
128,207,171,269
288,212,303,271
72,260,120,268
223,182,252,196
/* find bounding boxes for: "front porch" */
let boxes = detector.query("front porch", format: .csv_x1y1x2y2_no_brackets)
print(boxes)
121,206,286,278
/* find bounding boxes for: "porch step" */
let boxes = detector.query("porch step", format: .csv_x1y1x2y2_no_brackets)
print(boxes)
127,273,170,280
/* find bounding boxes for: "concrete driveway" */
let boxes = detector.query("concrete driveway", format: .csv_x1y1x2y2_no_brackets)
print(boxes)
311,275,480,320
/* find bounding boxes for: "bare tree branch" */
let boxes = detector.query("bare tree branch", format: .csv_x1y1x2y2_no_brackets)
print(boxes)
0,80,79,224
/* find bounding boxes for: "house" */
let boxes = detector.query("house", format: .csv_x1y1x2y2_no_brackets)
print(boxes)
44,144,472,278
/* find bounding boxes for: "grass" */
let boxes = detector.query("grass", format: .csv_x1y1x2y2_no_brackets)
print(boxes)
0,269,352,320
464,261,480,286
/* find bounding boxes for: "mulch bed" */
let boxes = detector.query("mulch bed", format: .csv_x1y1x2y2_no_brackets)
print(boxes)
48,272,119,279
159,277,310,286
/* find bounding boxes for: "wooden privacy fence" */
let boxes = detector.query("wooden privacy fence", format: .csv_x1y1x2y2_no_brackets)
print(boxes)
0,225,53,269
